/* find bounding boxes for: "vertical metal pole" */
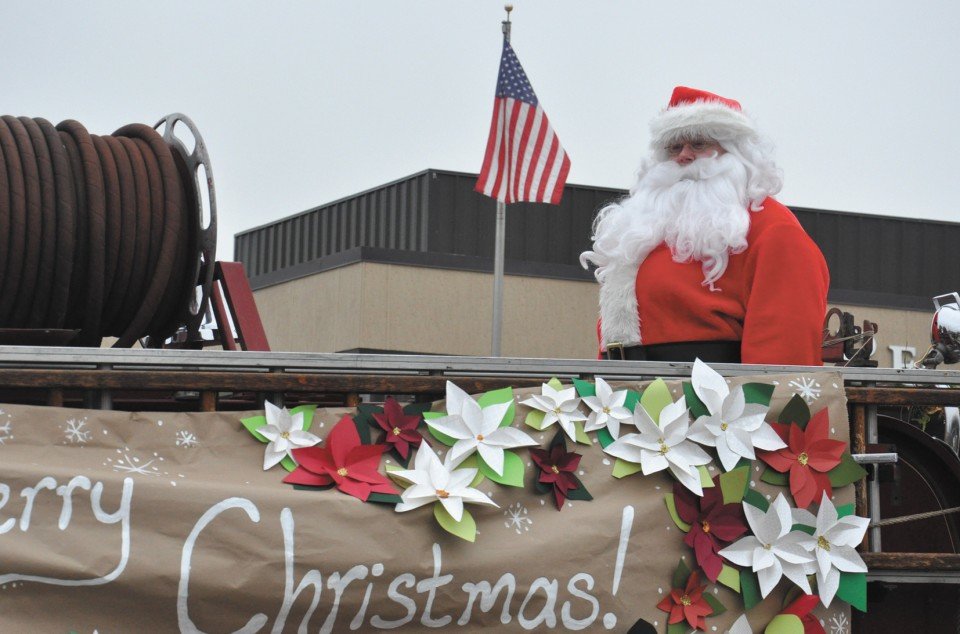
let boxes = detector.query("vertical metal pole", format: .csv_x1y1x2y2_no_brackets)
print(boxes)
866,400,882,551
492,200,506,356
491,5,513,358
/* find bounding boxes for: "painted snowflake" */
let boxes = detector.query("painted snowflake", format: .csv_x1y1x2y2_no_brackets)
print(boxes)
62,417,91,444
828,612,849,634
104,447,168,477
0,420,11,445
503,502,533,535
788,376,822,403
175,430,199,448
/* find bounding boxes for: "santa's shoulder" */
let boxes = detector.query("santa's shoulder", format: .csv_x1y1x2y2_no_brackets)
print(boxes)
747,197,807,236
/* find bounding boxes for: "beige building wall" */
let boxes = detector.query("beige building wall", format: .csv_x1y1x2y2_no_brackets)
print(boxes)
254,263,937,367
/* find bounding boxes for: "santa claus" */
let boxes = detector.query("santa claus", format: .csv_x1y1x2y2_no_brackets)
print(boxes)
580,86,829,365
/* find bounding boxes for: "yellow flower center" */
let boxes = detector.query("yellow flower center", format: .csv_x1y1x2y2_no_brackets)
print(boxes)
798,452,809,466
701,520,711,534
603,406,610,414
553,407,562,415
337,467,348,477
551,465,560,474
659,441,670,455
680,594,692,606
436,489,450,499
280,431,291,439
477,434,485,441
392,427,402,436
818,535,831,551
720,422,728,431
763,543,772,550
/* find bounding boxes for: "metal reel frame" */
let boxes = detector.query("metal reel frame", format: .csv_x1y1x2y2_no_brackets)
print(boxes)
152,113,217,342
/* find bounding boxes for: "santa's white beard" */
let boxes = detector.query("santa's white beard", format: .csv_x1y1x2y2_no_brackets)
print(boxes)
582,152,753,288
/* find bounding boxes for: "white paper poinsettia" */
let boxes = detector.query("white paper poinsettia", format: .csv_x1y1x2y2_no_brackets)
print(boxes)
257,401,322,470
392,443,498,522
792,493,869,607
718,494,816,598
424,394,536,476
603,395,712,495
687,359,786,471
520,382,587,441
582,377,633,439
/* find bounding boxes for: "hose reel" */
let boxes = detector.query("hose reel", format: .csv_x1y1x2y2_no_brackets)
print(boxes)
0,113,216,347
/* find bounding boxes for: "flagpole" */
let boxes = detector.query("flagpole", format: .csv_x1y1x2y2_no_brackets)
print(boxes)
491,4,512,357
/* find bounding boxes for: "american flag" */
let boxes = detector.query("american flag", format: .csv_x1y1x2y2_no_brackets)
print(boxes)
475,38,570,205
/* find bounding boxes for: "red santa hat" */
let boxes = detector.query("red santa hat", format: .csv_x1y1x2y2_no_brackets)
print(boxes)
649,86,758,150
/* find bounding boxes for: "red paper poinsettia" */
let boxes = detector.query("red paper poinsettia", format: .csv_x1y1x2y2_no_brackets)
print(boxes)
758,408,845,508
530,443,582,510
780,594,826,634
673,480,748,582
284,415,398,502
656,570,712,631
372,396,424,460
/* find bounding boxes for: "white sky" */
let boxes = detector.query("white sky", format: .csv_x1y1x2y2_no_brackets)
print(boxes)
5,1,959,260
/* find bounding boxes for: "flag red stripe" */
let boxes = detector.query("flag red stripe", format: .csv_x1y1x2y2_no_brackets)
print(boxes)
475,98,503,195
521,112,549,201
536,135,560,202
549,153,571,204
511,104,536,202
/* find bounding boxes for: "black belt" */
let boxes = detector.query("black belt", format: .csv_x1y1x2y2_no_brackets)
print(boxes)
603,341,741,363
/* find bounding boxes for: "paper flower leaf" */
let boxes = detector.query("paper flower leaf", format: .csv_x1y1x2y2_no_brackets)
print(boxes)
284,415,397,502
687,360,785,472
242,402,322,471
761,467,790,487
717,564,741,593
530,429,591,510
664,493,692,531
778,394,812,429
657,564,714,632
392,443,497,527
758,408,846,509
639,378,673,421
520,379,588,443
718,494,816,599
673,476,749,582
612,458,643,479
719,466,751,504
827,451,868,488
739,569,761,609
741,382,775,406
477,449,526,487
764,614,806,634
836,571,867,612
434,502,477,542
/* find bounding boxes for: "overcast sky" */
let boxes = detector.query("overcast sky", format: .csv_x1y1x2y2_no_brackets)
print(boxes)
6,1,959,260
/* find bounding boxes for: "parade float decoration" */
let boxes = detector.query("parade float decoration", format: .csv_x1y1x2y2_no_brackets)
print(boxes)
0,361,866,632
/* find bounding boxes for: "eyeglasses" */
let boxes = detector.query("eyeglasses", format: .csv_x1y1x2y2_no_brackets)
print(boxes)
664,139,721,157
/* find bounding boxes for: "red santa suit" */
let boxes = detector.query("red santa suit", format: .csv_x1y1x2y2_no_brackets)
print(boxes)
624,198,828,365
587,86,830,366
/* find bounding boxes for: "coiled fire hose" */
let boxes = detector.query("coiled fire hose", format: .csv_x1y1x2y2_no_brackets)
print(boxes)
0,114,216,347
